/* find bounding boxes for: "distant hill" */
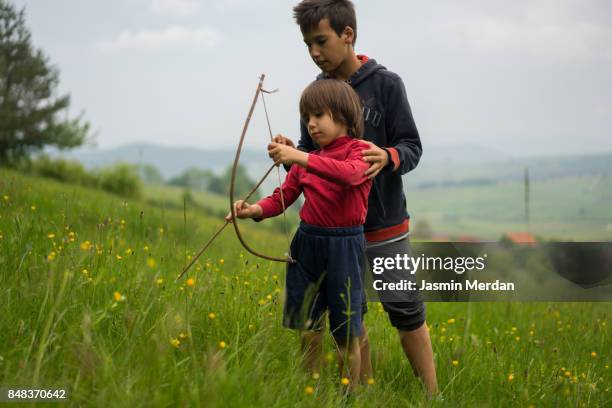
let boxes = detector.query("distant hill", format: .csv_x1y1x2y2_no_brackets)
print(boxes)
48,142,612,193
47,143,269,179
407,151,612,190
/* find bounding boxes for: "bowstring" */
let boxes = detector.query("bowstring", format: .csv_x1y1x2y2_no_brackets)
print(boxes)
260,90,292,260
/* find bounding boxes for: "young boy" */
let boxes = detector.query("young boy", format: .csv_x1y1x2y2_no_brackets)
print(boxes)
274,0,438,394
230,79,372,389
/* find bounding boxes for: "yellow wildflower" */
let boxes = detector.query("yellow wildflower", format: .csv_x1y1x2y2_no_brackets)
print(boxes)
186,278,195,287
82,269,88,276
113,291,126,302
312,372,320,380
208,312,216,320
47,251,56,261
147,257,157,268
447,318,455,324
340,378,349,386
564,371,571,377
367,378,375,385
452,360,459,366
116,254,122,260
170,338,180,348
155,278,164,286
47,233,55,239
508,373,515,381
179,332,188,339
143,245,149,252
591,351,597,358
219,341,227,349
159,227,164,234
219,258,225,265
258,299,265,306
80,241,91,251
304,386,314,395
2,195,8,201
31,205,36,211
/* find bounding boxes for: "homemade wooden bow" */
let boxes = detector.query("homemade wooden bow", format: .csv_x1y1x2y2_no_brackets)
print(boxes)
176,74,293,282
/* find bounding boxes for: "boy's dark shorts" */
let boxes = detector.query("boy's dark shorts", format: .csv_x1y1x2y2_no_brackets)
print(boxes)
283,222,365,341
363,236,426,332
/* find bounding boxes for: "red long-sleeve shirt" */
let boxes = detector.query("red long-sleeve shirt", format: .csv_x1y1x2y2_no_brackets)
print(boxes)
257,136,372,227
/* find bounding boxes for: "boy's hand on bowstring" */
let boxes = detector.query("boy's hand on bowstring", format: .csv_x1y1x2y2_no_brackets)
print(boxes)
268,142,309,167
362,141,389,179
271,134,295,148
225,200,263,222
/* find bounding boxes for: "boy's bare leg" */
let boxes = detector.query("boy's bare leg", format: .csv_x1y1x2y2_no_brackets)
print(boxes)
301,331,323,374
358,323,373,383
398,322,438,396
335,336,361,391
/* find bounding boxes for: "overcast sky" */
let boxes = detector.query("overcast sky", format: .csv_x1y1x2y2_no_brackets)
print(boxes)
12,0,612,157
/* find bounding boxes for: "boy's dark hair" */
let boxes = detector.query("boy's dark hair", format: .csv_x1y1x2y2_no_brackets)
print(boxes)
293,0,357,45
300,79,363,139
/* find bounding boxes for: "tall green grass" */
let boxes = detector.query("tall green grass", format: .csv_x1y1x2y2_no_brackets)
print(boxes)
0,169,609,407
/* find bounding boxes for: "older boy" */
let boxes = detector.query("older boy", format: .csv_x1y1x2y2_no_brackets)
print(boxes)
275,0,438,395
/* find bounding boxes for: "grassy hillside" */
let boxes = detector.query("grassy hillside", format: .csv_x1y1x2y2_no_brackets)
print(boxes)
406,175,612,240
0,169,609,407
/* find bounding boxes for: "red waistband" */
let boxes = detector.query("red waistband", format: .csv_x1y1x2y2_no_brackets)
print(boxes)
365,219,409,242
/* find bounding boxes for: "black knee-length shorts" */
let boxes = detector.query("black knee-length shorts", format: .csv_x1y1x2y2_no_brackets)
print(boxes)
283,222,365,341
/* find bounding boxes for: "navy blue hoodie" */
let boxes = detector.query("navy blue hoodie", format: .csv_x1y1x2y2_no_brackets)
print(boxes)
297,57,422,236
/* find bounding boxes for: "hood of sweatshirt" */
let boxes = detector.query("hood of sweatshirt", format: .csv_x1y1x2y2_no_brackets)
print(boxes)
317,55,386,87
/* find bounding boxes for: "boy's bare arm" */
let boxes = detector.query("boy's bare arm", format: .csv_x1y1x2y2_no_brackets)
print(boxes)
225,200,263,221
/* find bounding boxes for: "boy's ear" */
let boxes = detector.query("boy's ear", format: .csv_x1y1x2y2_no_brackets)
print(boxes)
342,26,355,45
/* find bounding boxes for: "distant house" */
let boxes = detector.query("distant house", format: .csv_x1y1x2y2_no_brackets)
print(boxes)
503,232,537,244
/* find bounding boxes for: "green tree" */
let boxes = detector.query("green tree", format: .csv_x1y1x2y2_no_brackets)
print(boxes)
168,166,214,190
138,163,164,185
209,164,260,201
0,0,90,163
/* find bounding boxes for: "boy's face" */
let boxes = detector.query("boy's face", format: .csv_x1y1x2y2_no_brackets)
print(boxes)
306,111,347,147
302,18,354,75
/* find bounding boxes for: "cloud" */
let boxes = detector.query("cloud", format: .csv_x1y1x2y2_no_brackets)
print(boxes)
439,2,612,63
98,26,221,52
149,0,201,17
